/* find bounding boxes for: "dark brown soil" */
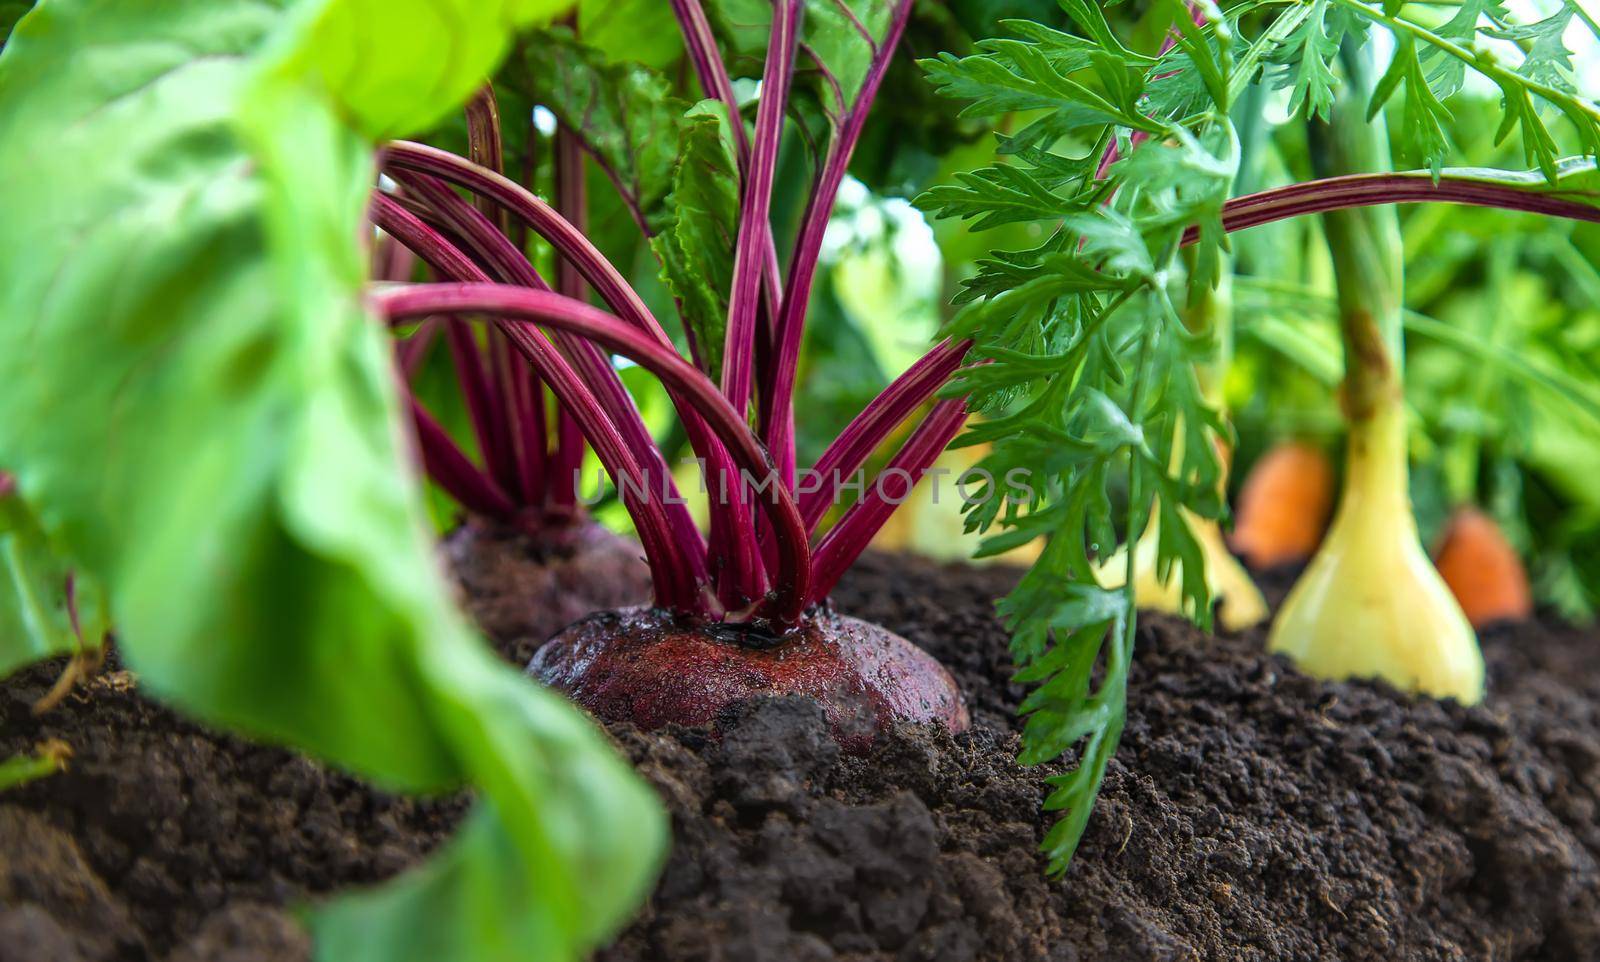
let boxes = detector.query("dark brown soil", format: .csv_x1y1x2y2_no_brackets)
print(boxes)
0,664,464,962
1,551,1597,961
602,554,1600,962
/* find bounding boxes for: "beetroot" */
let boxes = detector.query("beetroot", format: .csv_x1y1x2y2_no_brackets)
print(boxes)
530,607,968,752
442,518,652,664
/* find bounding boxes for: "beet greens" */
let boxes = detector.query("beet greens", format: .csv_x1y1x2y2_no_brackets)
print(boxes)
377,0,976,628
0,3,666,960
3,0,1600,957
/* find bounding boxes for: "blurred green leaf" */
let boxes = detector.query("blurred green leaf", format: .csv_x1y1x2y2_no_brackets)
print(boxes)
0,2,663,960
580,0,684,69
0,2,30,47
0,491,107,677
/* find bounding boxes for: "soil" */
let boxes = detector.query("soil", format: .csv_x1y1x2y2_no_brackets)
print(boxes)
0,663,465,962
2,552,1599,961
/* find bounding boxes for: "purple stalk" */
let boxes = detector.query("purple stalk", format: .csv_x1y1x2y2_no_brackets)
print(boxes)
668,0,786,348
1190,172,1600,245
0,472,13,498
383,142,746,601
806,398,970,604
372,194,518,486
671,0,750,162
373,229,417,282
465,85,508,230
801,337,971,532
722,0,802,421
665,0,787,605
388,169,704,562
387,144,774,592
371,199,702,608
444,319,519,486
376,282,815,625
390,172,553,289
384,143,675,345
464,87,546,501
762,0,914,486
409,397,518,519
550,125,590,511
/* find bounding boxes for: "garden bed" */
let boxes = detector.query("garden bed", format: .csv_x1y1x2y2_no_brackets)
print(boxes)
2,551,1598,962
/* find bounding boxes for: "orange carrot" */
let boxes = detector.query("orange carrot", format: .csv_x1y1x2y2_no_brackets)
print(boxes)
1230,441,1334,569
1432,506,1532,628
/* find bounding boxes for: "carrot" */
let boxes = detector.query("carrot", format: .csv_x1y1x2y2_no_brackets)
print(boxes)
1230,441,1334,569
1432,506,1533,628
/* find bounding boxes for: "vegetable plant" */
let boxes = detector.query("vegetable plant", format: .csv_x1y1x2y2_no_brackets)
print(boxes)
4,3,1600,958
368,0,981,744
921,0,1600,871
2,2,994,952
0,3,668,960
384,84,660,646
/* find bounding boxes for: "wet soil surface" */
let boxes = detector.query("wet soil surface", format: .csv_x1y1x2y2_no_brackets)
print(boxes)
1,552,1598,960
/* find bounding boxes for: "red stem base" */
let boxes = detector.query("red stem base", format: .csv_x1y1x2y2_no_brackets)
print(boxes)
530,607,969,752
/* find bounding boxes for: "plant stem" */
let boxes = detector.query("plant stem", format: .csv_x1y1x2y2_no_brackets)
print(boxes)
802,337,972,532
383,143,674,345
370,200,703,608
409,397,519,519
376,283,816,625
384,168,707,569
1308,54,1405,422
723,0,801,421
807,398,970,604
374,194,517,488
382,152,720,576
762,0,915,486
670,0,750,161
465,86,546,503
667,0,785,365
550,124,590,511
1265,40,1481,704
1189,172,1600,245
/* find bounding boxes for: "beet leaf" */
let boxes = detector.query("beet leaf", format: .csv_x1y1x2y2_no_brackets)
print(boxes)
0,2,664,959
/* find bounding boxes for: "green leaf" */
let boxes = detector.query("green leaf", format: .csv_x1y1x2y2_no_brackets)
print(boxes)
1266,0,1343,121
0,490,107,677
579,0,684,70
1486,6,1576,90
256,0,578,140
0,2,663,960
0,740,69,792
1368,35,1451,176
916,159,1092,230
1419,0,1507,99
0,1,30,48
652,101,741,378
508,26,689,230
1327,0,1600,175
708,0,895,125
